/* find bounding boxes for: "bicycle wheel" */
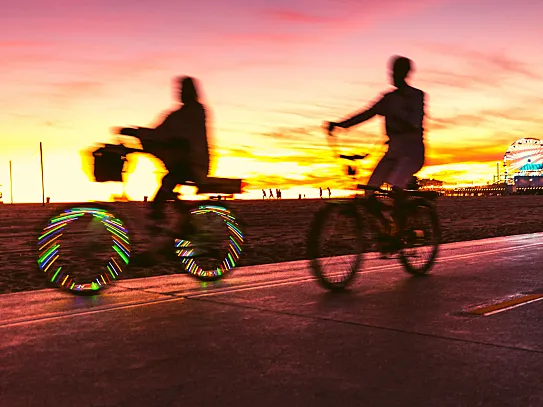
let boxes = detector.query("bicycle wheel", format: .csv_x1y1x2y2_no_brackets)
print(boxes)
175,203,244,281
307,202,365,291
37,204,131,293
399,198,440,275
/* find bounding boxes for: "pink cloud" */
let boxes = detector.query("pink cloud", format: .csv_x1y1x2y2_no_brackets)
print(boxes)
0,41,50,48
266,10,341,24
218,33,311,45
421,44,541,82
50,80,104,96
260,0,455,32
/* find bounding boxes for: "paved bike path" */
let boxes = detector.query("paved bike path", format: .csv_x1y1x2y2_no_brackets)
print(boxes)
1,233,542,406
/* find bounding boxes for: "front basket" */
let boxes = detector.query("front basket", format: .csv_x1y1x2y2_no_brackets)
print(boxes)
92,144,128,182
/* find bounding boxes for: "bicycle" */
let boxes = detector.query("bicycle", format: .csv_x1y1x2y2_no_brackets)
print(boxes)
36,141,245,294
306,136,441,291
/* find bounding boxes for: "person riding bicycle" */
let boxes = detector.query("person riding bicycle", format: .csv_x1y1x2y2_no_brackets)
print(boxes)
118,76,210,237
326,55,425,239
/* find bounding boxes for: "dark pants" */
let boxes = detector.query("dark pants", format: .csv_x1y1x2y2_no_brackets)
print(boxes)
150,166,192,219
391,187,407,234
366,189,407,236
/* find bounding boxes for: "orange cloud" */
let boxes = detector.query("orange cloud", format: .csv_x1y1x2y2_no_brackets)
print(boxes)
428,104,543,132
425,145,506,167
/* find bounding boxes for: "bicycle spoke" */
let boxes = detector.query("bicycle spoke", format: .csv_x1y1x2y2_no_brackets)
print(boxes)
307,203,364,290
399,200,440,275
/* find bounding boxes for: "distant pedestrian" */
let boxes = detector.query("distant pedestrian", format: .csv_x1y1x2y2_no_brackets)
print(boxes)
327,187,331,198
269,188,275,199
319,187,323,199
277,189,282,199
298,194,301,199
262,189,267,199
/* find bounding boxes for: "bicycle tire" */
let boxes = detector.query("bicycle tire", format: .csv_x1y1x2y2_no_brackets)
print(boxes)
37,203,131,294
399,197,440,275
175,202,244,281
307,201,365,291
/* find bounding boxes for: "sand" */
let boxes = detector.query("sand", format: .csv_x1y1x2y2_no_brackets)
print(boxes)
1,195,543,294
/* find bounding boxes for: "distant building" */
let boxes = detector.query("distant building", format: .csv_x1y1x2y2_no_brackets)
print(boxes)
514,175,543,187
419,178,444,187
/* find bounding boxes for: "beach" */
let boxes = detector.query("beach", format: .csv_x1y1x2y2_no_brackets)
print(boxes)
1,195,542,294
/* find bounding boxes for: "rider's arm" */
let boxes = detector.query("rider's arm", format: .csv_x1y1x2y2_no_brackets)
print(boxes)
335,95,386,129
136,111,175,145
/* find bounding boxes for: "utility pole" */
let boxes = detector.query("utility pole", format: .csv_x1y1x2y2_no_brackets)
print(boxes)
40,142,45,206
9,160,13,204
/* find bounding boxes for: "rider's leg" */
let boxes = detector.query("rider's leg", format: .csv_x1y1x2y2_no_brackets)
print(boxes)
366,153,395,219
170,165,200,237
388,146,425,235
173,200,193,236
391,186,407,234
150,172,178,221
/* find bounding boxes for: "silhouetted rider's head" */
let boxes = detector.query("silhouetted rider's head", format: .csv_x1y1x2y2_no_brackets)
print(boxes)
178,76,199,104
389,56,413,88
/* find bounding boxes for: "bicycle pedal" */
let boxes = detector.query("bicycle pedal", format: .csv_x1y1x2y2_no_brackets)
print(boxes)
146,224,164,234
413,229,425,238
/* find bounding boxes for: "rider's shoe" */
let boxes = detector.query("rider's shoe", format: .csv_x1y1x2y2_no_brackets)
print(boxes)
366,195,382,218
389,235,404,252
173,219,198,242
130,251,157,267
155,245,180,262
146,223,164,235
145,210,165,234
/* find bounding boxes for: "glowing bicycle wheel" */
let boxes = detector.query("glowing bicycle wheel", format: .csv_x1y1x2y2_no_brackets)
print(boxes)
37,205,131,293
175,204,244,281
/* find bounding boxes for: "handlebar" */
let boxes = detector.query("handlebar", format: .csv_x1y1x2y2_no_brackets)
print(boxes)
339,154,369,161
100,143,142,155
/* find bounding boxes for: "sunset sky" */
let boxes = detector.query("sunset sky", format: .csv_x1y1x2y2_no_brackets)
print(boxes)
1,0,543,202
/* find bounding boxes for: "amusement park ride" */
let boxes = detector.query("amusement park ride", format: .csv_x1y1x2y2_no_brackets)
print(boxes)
503,137,543,186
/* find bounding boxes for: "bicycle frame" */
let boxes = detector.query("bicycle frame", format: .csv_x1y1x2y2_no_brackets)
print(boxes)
36,140,246,293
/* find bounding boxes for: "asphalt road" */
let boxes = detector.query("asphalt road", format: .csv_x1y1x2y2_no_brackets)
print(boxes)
1,233,542,407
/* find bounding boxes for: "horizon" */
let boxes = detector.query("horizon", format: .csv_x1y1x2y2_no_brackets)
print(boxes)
2,0,543,203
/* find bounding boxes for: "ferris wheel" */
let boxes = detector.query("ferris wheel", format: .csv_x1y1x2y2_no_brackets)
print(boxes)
503,138,543,177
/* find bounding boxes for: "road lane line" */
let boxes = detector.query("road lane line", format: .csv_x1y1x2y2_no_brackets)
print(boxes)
469,294,543,316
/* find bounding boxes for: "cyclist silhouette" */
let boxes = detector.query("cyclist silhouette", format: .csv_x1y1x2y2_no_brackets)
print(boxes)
118,76,210,234
327,56,425,236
